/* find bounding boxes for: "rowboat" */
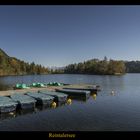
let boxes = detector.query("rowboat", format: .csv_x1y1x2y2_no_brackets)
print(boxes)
26,92,54,107
0,96,17,113
55,88,90,99
38,90,68,103
10,94,36,110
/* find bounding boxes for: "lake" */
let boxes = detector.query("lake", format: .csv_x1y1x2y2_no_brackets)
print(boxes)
0,73,140,131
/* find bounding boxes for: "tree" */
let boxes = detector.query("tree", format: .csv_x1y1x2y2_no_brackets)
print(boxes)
64,58,126,75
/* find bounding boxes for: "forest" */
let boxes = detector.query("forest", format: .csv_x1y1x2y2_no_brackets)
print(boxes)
125,61,140,73
0,48,49,76
0,48,140,76
64,57,126,75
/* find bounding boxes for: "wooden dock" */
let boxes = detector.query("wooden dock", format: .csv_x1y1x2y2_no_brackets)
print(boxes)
0,84,100,96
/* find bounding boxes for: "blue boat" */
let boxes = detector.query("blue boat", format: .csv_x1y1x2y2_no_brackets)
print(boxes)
55,88,90,99
10,94,36,110
26,92,54,106
38,90,68,103
0,96,18,113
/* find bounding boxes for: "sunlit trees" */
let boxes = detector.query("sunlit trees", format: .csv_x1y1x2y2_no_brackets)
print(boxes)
0,49,49,76
64,57,126,75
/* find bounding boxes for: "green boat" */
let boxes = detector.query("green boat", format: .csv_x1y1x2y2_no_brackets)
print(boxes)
30,82,45,88
14,83,30,89
47,82,63,86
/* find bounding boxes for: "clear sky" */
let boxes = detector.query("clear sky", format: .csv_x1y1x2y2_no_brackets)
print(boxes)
0,5,140,67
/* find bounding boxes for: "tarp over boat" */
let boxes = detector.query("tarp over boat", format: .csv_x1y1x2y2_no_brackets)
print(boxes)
55,88,90,99
10,94,36,109
26,92,54,106
38,90,68,102
0,96,18,113
26,92,54,100
10,94,36,104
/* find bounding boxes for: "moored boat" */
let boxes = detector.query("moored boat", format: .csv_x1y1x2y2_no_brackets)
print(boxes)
55,88,90,99
0,96,18,113
38,90,68,103
63,86,100,93
10,94,36,110
26,92,54,107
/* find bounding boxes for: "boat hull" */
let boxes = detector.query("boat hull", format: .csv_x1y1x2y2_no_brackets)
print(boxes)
55,89,90,99
26,92,54,107
0,96,18,113
38,91,68,103
10,94,36,110
63,87,99,93
0,104,17,113
17,101,36,110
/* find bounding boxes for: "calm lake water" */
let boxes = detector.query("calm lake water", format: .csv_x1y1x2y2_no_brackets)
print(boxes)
0,74,140,131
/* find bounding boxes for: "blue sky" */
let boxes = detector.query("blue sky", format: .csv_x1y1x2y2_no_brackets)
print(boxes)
0,5,140,67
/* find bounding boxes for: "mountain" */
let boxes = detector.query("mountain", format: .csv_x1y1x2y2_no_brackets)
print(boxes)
0,48,49,76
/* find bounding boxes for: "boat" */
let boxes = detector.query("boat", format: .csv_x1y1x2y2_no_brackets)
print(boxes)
30,82,45,88
55,88,90,99
47,82,70,86
10,94,36,110
63,86,100,93
0,96,18,113
13,83,30,89
38,90,68,103
26,92,54,106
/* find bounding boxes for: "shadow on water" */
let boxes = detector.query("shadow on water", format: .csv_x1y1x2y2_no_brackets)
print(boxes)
68,95,90,102
0,101,71,121
0,95,93,121
0,92,99,123
0,111,16,120
35,102,67,111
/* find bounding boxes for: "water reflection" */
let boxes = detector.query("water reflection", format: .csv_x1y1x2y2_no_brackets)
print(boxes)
69,96,89,102
110,90,115,96
67,99,72,105
92,94,97,100
0,101,70,121
51,102,57,108
16,108,36,116
0,111,16,120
